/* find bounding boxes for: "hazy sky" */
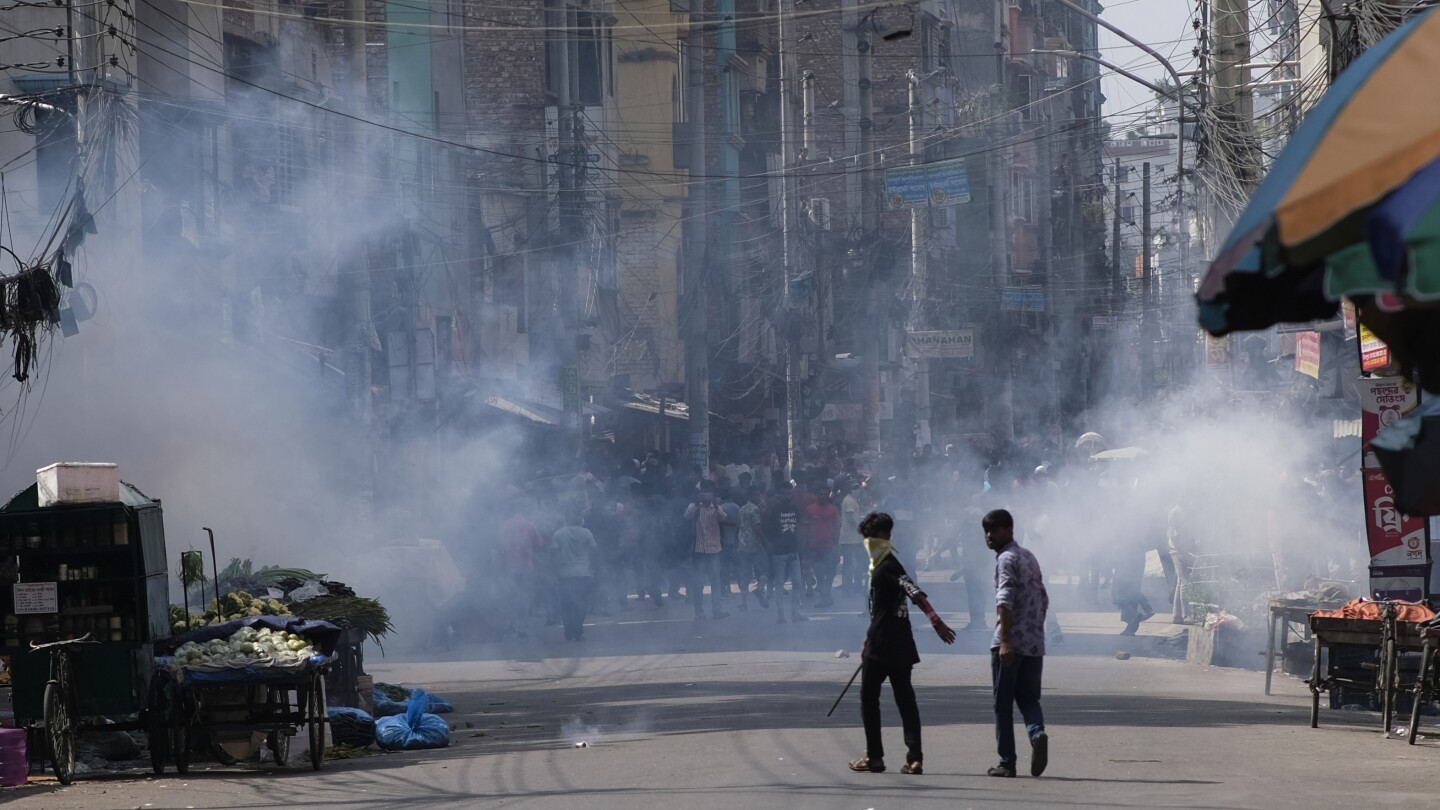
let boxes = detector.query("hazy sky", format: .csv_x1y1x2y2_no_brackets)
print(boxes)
1098,0,1198,124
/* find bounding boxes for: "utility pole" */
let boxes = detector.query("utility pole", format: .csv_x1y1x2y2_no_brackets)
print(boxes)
683,5,710,475
1211,0,1256,227
1140,161,1153,396
1111,158,1124,305
344,0,374,541
907,70,930,450
855,5,882,457
778,0,800,479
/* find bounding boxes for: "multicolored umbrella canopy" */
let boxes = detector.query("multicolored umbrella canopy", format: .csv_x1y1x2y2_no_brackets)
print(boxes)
1197,7,1440,337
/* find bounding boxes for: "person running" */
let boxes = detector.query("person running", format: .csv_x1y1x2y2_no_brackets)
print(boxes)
849,511,956,776
983,508,1050,778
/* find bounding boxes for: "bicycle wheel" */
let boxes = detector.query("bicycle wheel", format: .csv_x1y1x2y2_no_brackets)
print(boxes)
146,675,170,775
44,679,75,785
267,687,291,766
307,672,326,771
171,693,193,776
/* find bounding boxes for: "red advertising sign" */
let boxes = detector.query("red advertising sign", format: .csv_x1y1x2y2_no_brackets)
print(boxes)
1360,323,1391,372
1364,469,1428,566
1360,377,1420,468
1294,331,1320,379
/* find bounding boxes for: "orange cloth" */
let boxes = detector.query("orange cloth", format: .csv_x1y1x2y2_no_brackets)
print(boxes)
1312,598,1436,623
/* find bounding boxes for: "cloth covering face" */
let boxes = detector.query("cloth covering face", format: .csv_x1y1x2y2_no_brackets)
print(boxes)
865,536,895,573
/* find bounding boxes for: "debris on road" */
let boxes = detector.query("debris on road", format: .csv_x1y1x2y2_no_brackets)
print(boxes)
1116,651,1132,660
835,649,850,658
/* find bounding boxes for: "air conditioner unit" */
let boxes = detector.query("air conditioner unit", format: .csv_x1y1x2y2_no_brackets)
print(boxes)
808,197,832,230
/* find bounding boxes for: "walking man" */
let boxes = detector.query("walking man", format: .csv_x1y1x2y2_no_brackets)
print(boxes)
983,508,1050,778
767,487,807,624
551,509,599,642
849,511,956,776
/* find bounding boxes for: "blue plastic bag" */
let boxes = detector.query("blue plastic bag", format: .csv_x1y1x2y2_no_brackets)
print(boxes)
326,707,376,748
372,685,408,717
374,689,450,751
422,693,455,714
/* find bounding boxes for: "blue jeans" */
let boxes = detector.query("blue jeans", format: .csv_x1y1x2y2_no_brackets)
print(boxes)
991,649,1045,767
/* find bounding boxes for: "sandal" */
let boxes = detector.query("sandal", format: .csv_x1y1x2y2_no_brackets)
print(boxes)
848,757,885,773
901,762,923,775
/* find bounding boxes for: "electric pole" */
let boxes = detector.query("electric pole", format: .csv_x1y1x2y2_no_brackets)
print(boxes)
344,0,374,541
855,4,881,457
908,70,930,450
1111,158,1124,306
779,0,800,479
683,5,710,475
1141,161,1153,396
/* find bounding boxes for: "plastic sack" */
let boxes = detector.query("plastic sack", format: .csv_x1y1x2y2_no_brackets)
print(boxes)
374,689,450,751
287,580,330,603
420,692,454,714
372,684,410,717
327,706,376,748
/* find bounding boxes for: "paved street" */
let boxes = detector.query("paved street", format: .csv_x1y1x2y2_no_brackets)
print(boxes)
5,584,1440,810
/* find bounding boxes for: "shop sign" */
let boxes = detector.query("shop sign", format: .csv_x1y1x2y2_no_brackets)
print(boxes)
1360,377,1419,469
884,157,970,208
13,582,57,615
1294,331,1320,379
1360,323,1391,371
1370,565,1428,603
1001,287,1045,312
1364,469,1429,566
907,330,974,359
1204,334,1229,368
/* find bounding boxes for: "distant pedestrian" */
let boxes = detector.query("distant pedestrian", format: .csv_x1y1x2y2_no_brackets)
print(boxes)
805,491,841,608
737,488,771,610
551,510,599,642
839,481,865,594
982,509,1049,778
684,483,729,620
767,488,807,624
849,511,956,776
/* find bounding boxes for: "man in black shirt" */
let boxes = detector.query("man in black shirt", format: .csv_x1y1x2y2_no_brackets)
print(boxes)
767,488,807,624
850,511,956,776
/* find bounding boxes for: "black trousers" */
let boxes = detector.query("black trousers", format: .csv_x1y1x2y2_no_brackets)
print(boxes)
859,659,922,764
559,576,592,639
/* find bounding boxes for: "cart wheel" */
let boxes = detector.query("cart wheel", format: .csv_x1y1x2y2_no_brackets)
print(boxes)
1410,644,1435,745
171,694,193,776
267,730,291,767
1381,635,1398,737
43,680,76,785
308,672,326,771
146,676,170,775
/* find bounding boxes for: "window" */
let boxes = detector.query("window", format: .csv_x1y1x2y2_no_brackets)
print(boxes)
544,5,565,100
446,0,461,34
1009,170,1033,223
674,39,689,123
606,23,615,97
1013,74,1033,121
575,12,604,105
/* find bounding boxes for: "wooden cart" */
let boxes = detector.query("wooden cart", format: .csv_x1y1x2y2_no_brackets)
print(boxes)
1308,612,1427,735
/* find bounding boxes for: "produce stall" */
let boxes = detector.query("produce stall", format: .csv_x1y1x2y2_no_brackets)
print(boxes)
1307,599,1436,735
0,467,170,784
154,617,340,773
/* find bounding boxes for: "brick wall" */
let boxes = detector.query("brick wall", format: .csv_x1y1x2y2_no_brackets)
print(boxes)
462,2,547,192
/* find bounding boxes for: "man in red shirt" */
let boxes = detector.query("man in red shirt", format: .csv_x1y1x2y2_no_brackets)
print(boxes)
790,479,818,597
806,490,841,608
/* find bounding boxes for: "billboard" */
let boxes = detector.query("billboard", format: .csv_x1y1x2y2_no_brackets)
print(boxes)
884,157,971,209
1294,331,1320,379
907,330,974,359
1360,323,1391,372
1360,376,1427,598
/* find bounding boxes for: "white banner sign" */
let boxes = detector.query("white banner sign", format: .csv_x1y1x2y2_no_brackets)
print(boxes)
907,330,974,359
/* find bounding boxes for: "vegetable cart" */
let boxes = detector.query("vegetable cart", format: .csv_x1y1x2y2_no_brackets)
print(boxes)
1308,606,1427,734
154,617,341,773
0,480,171,784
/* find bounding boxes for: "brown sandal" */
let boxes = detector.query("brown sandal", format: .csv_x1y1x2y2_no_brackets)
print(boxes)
901,762,923,775
849,757,885,773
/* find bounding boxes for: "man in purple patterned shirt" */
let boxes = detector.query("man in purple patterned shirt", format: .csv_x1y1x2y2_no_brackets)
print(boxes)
983,508,1049,779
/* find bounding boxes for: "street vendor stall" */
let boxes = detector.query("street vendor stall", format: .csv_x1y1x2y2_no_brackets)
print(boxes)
0,466,170,784
1307,598,1436,735
153,616,340,773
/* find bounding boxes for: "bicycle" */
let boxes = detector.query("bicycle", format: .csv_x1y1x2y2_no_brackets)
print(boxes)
28,633,99,785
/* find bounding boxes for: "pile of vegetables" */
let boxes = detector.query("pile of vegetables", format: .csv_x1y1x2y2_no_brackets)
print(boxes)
170,591,292,633
170,626,317,670
291,596,393,645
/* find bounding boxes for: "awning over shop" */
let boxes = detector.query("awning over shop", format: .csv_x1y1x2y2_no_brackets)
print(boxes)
484,396,557,425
